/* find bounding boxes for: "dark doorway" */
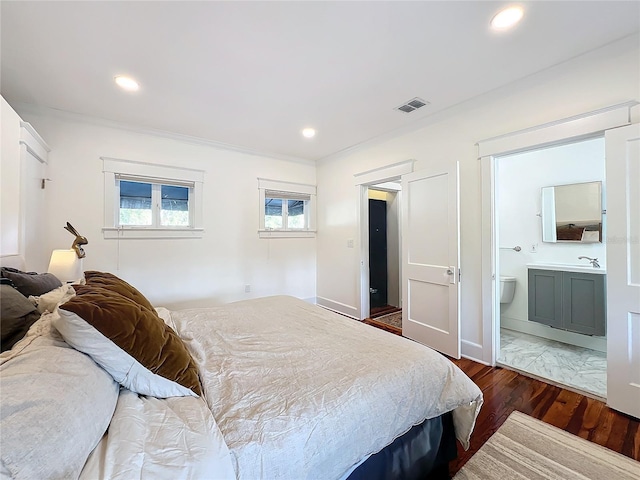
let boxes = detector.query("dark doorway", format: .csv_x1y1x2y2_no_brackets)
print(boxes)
369,198,388,309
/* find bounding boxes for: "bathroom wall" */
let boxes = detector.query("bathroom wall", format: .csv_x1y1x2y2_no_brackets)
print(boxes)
497,136,606,350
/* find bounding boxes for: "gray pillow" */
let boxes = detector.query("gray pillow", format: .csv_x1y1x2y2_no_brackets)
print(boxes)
0,285,39,352
1,268,62,297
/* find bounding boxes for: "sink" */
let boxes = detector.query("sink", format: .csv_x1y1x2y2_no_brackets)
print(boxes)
526,263,606,274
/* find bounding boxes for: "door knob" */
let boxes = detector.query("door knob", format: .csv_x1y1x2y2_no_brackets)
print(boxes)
447,268,454,275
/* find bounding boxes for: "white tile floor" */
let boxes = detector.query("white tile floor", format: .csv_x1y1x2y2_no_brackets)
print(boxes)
497,328,607,399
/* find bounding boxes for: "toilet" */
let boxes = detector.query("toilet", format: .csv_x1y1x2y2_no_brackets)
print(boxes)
499,276,516,304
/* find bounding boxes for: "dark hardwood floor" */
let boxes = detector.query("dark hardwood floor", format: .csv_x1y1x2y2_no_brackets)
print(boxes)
361,319,640,475
448,357,640,475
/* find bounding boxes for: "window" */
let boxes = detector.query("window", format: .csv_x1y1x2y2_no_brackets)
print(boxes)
103,157,204,239
118,179,190,227
264,196,307,229
258,178,316,238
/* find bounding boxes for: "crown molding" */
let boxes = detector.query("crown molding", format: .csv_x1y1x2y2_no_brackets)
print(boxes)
12,102,316,166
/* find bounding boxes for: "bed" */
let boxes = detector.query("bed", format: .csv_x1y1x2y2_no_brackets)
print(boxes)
1,266,482,480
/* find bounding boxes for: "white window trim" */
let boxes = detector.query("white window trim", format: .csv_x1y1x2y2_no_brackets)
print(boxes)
258,178,316,238
102,157,204,239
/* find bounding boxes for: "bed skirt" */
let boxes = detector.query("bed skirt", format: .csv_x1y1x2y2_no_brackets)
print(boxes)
347,412,456,480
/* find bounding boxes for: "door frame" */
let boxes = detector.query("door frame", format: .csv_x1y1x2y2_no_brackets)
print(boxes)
478,102,635,366
355,160,414,319
367,196,392,310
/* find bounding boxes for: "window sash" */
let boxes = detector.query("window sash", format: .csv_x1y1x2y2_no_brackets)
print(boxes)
264,196,308,230
117,178,193,228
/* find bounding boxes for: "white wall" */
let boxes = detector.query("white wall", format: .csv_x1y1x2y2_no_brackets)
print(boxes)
498,137,606,350
316,34,640,362
17,110,317,310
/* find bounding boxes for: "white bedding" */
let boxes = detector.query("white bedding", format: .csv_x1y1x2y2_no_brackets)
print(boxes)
170,295,483,480
80,391,235,480
1,295,481,480
78,306,236,480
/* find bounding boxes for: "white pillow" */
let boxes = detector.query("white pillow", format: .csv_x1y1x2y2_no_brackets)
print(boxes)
54,308,197,398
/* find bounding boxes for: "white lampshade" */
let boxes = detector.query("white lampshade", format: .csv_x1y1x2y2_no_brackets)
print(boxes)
48,249,83,283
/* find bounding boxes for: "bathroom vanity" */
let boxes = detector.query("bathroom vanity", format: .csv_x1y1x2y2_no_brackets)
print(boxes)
527,264,606,336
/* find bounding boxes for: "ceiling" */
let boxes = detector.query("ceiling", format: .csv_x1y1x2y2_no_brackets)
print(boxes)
2,1,639,162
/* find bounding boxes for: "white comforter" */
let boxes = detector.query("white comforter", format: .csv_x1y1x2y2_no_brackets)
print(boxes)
80,391,235,480
170,295,483,480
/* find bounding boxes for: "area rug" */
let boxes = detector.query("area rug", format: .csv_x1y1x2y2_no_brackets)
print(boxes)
372,311,402,329
454,410,640,479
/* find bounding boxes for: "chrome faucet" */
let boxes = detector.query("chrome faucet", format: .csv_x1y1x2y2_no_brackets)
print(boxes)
578,256,600,268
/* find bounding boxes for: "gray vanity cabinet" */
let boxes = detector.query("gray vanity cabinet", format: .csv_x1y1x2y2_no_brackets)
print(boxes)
528,269,606,336
528,269,563,328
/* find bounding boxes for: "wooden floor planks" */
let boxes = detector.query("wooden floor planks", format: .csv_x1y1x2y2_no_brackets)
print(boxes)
450,357,640,475
360,320,640,475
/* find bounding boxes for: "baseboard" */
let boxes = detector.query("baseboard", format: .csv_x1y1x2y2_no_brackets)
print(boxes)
316,296,359,319
461,339,488,364
501,316,606,352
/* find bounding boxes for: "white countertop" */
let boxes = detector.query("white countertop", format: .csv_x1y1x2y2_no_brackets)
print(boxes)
527,263,606,274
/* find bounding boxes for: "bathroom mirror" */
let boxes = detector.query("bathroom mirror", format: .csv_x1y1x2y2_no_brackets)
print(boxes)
541,181,603,243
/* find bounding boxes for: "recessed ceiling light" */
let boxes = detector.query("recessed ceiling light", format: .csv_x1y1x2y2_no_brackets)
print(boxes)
490,6,524,30
302,128,316,138
114,75,140,92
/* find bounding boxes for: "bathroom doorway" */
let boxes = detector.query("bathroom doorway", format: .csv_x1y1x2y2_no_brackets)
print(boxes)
494,136,607,399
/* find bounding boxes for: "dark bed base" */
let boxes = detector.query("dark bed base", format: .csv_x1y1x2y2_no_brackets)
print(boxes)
347,412,457,480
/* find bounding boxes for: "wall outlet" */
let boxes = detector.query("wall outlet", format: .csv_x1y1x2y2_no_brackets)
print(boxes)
244,284,251,293
530,243,538,253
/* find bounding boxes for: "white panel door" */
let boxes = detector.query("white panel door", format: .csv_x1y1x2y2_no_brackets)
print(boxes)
401,164,460,358
605,123,640,419
21,146,48,271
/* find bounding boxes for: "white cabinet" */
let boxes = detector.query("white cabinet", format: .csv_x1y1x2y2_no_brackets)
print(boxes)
0,96,50,270
1,97,22,256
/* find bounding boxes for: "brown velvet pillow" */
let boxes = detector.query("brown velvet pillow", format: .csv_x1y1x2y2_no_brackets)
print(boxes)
84,271,157,315
55,285,202,397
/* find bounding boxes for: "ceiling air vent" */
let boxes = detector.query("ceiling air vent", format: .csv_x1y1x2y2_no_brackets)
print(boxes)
395,97,429,113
